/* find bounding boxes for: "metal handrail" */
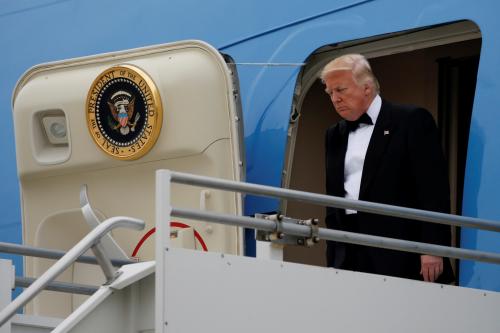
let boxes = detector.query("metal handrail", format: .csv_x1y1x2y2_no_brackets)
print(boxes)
173,207,500,264
0,216,144,327
0,242,134,267
79,184,132,282
169,171,500,232
162,170,500,264
15,277,98,296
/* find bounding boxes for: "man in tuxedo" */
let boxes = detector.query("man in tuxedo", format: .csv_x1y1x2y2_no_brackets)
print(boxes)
322,54,454,283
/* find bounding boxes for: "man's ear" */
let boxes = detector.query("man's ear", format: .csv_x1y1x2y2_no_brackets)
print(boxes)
364,83,372,96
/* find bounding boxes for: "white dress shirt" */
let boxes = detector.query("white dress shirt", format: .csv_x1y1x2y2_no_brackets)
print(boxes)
344,94,382,214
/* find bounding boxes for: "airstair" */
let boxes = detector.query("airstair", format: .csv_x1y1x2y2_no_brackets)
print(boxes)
1,170,500,333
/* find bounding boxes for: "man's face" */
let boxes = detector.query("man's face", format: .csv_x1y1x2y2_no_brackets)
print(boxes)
323,70,373,121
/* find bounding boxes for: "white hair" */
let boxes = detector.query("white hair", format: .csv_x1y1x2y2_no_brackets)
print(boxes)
320,53,380,94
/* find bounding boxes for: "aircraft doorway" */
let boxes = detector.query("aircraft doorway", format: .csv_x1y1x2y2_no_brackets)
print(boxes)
283,21,481,272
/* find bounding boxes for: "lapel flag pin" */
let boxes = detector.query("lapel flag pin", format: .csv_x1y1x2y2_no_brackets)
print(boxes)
384,130,390,136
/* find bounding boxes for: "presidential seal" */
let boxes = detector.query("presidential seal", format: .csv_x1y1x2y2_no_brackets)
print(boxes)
86,65,163,160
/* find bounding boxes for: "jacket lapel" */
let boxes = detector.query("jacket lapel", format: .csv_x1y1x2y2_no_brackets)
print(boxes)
359,100,393,200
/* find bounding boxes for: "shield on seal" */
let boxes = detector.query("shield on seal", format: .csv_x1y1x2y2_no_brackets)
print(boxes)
118,111,128,128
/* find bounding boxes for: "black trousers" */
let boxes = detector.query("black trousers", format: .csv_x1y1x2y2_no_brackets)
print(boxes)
340,213,421,278
341,213,376,274
337,213,455,283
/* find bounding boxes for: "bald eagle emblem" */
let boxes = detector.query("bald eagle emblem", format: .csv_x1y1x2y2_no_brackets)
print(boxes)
107,91,140,135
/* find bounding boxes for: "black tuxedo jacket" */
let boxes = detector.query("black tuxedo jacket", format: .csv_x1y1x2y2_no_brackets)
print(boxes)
325,99,454,282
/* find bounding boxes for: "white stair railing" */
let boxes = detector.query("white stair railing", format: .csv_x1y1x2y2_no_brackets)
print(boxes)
0,216,144,327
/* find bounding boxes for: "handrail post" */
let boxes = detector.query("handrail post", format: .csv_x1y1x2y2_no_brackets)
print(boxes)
0,260,14,333
156,170,172,333
90,242,118,283
0,216,144,328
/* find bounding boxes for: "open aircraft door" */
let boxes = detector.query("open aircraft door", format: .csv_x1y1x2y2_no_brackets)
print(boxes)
12,40,245,317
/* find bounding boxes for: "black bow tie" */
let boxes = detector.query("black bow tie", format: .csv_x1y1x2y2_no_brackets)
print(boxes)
346,113,373,132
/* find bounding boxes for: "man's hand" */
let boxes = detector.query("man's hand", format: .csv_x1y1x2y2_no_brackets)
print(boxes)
420,255,443,282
